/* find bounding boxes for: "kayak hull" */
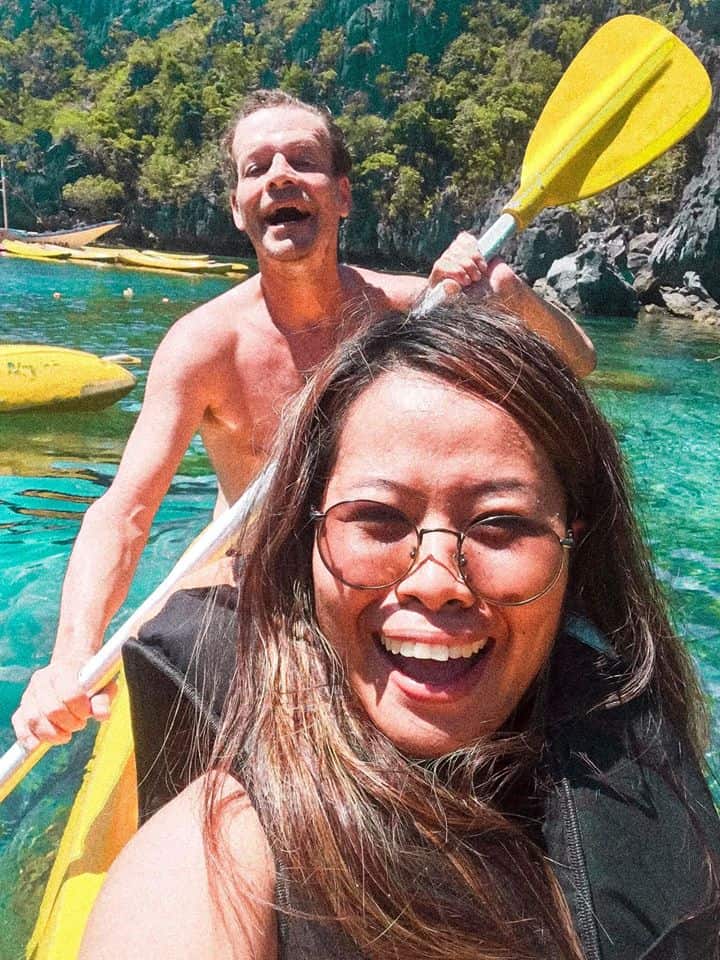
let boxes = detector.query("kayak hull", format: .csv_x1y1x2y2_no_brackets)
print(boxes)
1,238,70,260
116,249,232,273
0,345,136,413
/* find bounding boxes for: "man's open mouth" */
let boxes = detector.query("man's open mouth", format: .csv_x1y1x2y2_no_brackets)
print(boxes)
265,206,311,226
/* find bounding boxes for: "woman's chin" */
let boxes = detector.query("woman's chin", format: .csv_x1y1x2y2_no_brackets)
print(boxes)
360,686,506,759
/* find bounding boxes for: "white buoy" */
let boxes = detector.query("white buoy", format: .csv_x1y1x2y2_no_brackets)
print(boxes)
52,291,61,300
122,287,134,299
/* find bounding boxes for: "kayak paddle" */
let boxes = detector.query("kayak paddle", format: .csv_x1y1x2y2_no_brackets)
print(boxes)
0,15,712,801
419,13,711,311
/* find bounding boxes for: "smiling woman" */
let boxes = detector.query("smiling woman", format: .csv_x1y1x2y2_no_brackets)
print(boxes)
310,367,573,757
80,303,720,960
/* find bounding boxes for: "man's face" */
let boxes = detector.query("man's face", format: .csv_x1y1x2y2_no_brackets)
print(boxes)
230,106,351,263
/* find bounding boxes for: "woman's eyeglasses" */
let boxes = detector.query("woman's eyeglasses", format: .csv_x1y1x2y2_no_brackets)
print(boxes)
310,499,574,607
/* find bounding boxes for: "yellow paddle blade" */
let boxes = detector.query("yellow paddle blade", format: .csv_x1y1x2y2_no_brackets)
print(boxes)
505,15,711,229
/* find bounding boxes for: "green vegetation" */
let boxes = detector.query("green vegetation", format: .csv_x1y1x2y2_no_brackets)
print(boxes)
0,0,710,263
61,174,124,217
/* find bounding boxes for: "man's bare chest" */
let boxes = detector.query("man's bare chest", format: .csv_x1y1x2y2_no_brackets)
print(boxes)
202,350,306,454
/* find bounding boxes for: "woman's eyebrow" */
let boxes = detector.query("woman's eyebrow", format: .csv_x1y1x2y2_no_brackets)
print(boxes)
345,478,537,497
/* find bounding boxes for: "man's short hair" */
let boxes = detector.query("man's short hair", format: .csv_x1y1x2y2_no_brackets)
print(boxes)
221,89,352,185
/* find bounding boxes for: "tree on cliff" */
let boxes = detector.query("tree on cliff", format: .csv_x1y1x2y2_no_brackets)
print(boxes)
0,0,714,268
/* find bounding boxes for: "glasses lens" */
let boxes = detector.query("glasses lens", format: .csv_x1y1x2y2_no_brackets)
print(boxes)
461,516,566,604
317,500,416,588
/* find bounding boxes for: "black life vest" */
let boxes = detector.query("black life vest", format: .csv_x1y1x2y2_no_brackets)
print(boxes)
123,586,720,959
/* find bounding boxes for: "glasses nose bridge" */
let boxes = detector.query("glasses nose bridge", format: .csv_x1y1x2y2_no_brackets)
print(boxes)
414,525,464,575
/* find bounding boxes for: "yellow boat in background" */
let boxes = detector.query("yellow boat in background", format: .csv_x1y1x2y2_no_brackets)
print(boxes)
2,235,251,278
116,248,235,274
63,247,121,263
5,241,118,263
0,345,137,413
1,238,71,260
2,221,121,248
140,249,209,261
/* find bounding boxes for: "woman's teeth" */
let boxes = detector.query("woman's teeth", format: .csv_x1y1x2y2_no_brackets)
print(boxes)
380,636,485,661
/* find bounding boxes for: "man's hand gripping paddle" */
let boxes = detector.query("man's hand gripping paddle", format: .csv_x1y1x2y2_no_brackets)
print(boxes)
419,14,711,313
0,14,711,802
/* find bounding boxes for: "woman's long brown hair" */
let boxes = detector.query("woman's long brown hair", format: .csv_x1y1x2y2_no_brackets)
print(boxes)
203,303,708,959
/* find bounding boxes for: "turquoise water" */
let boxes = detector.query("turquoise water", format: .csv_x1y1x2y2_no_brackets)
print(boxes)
0,255,718,956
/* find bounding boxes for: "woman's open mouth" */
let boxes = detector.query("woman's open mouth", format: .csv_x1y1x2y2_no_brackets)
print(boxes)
374,633,494,690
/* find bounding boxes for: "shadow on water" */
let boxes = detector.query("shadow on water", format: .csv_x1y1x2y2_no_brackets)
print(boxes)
0,408,134,477
586,369,659,392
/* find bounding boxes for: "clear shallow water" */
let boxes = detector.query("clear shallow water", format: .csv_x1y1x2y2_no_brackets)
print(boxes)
0,256,718,956
0,256,236,956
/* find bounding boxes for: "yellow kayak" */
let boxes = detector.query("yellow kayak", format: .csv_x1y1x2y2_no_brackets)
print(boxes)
26,675,137,960
2,239,71,261
2,237,249,276
140,249,209,261
117,249,231,274
64,247,120,263
20,468,272,959
0,345,136,413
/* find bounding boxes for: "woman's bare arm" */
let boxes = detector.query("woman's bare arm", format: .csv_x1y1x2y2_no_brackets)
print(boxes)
79,775,277,960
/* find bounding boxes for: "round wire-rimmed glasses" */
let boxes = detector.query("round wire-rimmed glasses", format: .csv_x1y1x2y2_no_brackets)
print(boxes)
310,499,574,607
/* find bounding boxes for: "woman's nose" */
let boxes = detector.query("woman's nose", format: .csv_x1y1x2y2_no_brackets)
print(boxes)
394,532,475,611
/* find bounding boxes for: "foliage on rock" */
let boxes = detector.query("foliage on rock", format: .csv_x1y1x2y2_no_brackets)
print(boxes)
0,0,716,266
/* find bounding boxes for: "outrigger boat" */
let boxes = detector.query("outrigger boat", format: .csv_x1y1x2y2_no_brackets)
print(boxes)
0,157,120,249
0,221,121,248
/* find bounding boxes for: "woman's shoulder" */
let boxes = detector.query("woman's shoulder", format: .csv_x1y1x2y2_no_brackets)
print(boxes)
79,773,277,960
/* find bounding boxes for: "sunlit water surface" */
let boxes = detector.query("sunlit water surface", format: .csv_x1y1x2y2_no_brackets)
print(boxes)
0,255,718,956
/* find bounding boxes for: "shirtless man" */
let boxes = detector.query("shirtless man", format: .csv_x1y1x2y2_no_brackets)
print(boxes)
12,89,595,751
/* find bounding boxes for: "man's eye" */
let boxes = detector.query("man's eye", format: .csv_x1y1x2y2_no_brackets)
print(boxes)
294,155,320,170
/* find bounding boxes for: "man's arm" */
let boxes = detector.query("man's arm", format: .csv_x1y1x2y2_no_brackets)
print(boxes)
12,325,213,749
372,231,595,377
428,232,596,377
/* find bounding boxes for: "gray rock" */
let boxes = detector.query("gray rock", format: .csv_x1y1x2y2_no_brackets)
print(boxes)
660,288,699,318
658,278,720,324
633,266,664,305
627,232,660,272
545,248,639,317
682,271,712,298
512,210,579,284
650,56,720,302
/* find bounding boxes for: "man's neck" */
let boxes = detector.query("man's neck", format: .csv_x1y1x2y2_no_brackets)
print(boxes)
258,254,353,333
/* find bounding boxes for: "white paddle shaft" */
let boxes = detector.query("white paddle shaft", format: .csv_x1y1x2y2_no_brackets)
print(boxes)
0,463,275,801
